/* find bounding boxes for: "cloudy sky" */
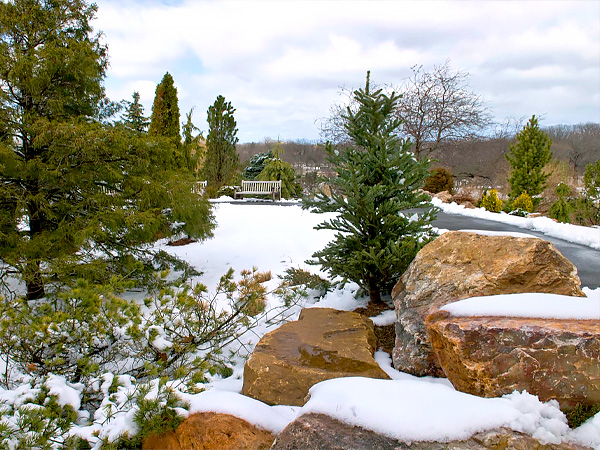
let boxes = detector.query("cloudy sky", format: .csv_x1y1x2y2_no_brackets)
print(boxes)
93,0,600,143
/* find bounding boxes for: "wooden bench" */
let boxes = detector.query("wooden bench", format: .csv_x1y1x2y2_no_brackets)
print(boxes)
234,180,282,201
192,180,207,195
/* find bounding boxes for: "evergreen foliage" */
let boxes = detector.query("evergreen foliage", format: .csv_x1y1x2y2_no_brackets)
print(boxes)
149,72,180,143
0,0,215,300
480,189,503,212
122,91,149,133
423,167,454,194
549,183,573,223
258,141,303,198
506,115,553,199
512,192,534,213
202,95,239,196
243,151,273,180
303,73,437,304
181,107,202,172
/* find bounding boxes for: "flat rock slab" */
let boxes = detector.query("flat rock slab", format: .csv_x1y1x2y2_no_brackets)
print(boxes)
270,413,591,450
242,307,390,406
426,311,600,412
393,231,584,377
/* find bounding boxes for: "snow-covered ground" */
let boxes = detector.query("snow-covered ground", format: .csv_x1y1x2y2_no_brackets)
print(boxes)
2,200,599,449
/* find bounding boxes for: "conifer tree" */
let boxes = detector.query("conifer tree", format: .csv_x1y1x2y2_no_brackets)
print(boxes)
506,115,553,199
122,91,149,132
303,73,436,304
258,140,302,198
0,0,215,300
203,95,239,195
181,107,202,172
149,72,180,143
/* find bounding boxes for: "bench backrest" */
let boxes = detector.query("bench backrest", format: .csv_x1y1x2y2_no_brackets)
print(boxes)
192,180,207,194
241,180,282,192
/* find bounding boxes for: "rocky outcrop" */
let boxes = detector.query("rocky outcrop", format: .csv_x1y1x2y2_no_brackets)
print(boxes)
426,311,600,413
270,413,591,450
392,231,584,377
142,412,275,450
242,307,390,406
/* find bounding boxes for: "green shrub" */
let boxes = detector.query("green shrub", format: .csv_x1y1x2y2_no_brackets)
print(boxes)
566,403,600,429
512,192,534,213
549,183,573,223
423,167,454,194
480,189,503,213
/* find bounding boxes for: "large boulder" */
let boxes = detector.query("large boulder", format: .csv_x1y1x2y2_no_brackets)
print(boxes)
426,311,600,413
242,307,390,406
392,231,584,377
142,412,275,450
270,413,590,450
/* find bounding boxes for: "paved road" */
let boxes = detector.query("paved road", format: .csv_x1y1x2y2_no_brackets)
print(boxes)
216,201,600,289
432,210,600,289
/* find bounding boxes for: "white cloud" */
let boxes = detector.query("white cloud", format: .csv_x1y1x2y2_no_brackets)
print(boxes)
94,0,600,141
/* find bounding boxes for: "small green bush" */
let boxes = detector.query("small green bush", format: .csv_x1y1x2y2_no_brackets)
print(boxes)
512,192,534,213
549,183,573,223
480,189,503,213
423,168,454,194
566,403,600,429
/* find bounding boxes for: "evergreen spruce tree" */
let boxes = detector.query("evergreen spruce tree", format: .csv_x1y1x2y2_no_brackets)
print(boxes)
243,151,273,180
506,115,553,199
149,72,180,143
203,95,239,195
0,0,215,300
122,91,149,132
303,73,436,304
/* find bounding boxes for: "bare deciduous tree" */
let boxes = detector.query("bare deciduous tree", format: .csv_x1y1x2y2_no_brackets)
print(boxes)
395,61,493,159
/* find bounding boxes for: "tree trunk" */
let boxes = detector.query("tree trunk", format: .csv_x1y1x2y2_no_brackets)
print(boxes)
26,260,44,300
367,279,383,305
26,202,45,300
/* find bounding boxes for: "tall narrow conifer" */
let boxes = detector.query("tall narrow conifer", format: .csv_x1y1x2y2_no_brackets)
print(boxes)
149,72,180,142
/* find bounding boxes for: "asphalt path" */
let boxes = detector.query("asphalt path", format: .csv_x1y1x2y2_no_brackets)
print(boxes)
215,201,600,289
432,210,600,289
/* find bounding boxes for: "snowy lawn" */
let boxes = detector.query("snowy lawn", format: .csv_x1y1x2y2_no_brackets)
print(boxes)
2,200,599,449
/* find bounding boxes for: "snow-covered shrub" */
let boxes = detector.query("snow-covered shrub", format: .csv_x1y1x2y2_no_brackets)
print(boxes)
480,189,503,213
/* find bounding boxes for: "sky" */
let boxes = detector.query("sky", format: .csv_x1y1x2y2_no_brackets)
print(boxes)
92,0,600,143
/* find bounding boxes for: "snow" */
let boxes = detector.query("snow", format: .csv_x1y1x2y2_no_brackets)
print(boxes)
2,199,600,449
180,389,299,434
432,197,600,250
370,309,397,326
442,293,600,320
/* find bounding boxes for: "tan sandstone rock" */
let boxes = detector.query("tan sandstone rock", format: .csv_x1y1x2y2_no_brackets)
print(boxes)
142,412,275,450
270,413,591,450
426,311,600,412
392,231,584,377
242,307,390,406
434,190,453,203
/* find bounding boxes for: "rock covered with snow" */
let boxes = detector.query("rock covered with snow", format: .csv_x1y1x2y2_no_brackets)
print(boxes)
426,307,600,413
392,231,585,377
142,412,275,450
241,307,390,406
271,413,591,450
